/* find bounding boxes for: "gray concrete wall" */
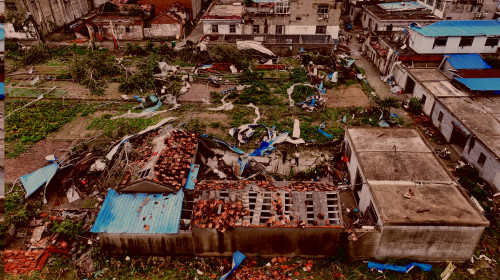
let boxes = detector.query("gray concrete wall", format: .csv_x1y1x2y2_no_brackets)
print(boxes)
411,81,436,116
431,100,471,142
347,229,381,259
192,227,344,257
99,232,194,255
376,225,484,261
462,135,500,193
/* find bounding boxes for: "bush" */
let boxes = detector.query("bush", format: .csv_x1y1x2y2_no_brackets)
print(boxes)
289,67,309,83
119,54,160,93
125,43,146,56
50,219,83,239
409,97,423,113
21,44,52,65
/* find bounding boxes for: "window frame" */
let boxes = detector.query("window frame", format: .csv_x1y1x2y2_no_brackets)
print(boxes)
317,5,329,14
459,36,474,48
485,36,499,47
211,25,218,33
253,25,260,34
438,111,444,123
433,37,448,48
229,25,236,33
315,25,327,35
477,152,486,167
276,25,284,34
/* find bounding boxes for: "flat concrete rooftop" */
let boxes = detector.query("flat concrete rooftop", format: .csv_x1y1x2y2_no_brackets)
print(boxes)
439,96,500,158
408,68,448,82
424,81,468,98
370,182,488,226
346,128,454,183
204,4,244,19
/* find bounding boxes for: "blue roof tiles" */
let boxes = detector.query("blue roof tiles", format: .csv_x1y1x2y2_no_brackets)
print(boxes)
454,78,500,92
411,20,500,37
91,189,184,234
446,54,492,70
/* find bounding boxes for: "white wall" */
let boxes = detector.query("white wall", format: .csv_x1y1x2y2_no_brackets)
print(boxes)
463,136,500,193
431,100,471,142
409,30,500,54
412,82,436,116
202,22,242,35
4,23,36,40
145,24,182,38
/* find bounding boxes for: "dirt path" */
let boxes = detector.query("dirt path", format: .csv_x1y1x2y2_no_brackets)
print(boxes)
326,85,370,108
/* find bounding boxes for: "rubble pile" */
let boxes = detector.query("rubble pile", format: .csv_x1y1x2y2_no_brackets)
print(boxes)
196,181,248,190
192,199,249,233
154,130,198,189
232,257,315,279
4,244,69,275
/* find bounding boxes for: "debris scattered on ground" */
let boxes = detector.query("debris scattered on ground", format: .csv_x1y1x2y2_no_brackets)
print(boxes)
192,199,249,232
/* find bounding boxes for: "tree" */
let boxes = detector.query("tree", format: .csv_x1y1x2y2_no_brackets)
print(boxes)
378,97,400,118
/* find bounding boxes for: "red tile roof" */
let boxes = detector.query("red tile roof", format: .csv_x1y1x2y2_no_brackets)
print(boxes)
151,13,181,25
138,0,193,14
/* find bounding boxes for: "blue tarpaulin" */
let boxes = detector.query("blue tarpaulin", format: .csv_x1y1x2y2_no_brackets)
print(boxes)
250,141,276,157
454,78,500,92
20,163,59,198
143,100,162,112
91,189,183,234
318,122,333,138
368,261,432,273
446,54,492,70
410,20,500,37
184,164,200,190
346,59,355,68
220,251,246,280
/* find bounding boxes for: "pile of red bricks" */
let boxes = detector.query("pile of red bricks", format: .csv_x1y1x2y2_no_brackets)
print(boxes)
4,249,48,275
192,199,249,233
285,182,336,192
196,180,248,190
154,130,198,189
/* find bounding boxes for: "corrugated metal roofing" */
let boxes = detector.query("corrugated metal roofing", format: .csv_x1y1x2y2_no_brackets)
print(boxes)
446,54,492,70
20,163,59,198
455,78,500,92
184,164,200,190
411,20,500,37
90,189,183,234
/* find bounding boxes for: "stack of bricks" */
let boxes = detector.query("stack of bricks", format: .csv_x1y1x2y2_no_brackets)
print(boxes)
4,249,49,275
154,130,198,190
192,199,249,233
196,180,248,190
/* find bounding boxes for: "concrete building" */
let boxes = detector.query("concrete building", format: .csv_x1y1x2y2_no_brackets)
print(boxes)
408,20,500,54
419,0,500,21
361,2,439,32
431,97,500,193
344,127,488,261
201,0,341,52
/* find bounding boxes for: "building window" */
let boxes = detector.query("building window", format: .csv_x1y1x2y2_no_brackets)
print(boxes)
421,95,427,106
470,4,482,12
433,37,448,48
477,153,486,167
125,26,130,33
211,25,218,33
485,36,499,47
275,2,290,14
436,0,444,10
6,2,18,11
253,25,260,34
317,5,329,14
296,17,302,21
345,141,352,159
316,26,327,34
438,111,444,123
446,17,452,20
459,36,474,47
276,25,284,34
229,25,236,33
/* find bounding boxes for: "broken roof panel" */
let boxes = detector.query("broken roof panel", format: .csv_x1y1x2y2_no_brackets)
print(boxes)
411,20,500,37
446,54,492,70
454,78,500,92
91,189,184,234
184,164,200,190
20,163,59,198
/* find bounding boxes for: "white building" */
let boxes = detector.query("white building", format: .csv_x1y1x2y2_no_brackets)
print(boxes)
344,127,488,261
408,20,500,54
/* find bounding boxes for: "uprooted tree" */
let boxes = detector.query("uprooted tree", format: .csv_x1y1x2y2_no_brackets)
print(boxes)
69,51,122,95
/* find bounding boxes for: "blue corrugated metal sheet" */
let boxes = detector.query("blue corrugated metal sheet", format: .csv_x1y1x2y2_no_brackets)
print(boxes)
20,163,59,198
455,78,500,91
446,54,492,70
411,20,500,37
184,164,200,190
91,189,184,234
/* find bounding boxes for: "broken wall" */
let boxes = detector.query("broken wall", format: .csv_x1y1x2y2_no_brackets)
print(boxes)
144,23,182,38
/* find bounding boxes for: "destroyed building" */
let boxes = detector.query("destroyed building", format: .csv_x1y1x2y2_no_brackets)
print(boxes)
201,0,341,53
86,120,488,261
344,127,489,261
